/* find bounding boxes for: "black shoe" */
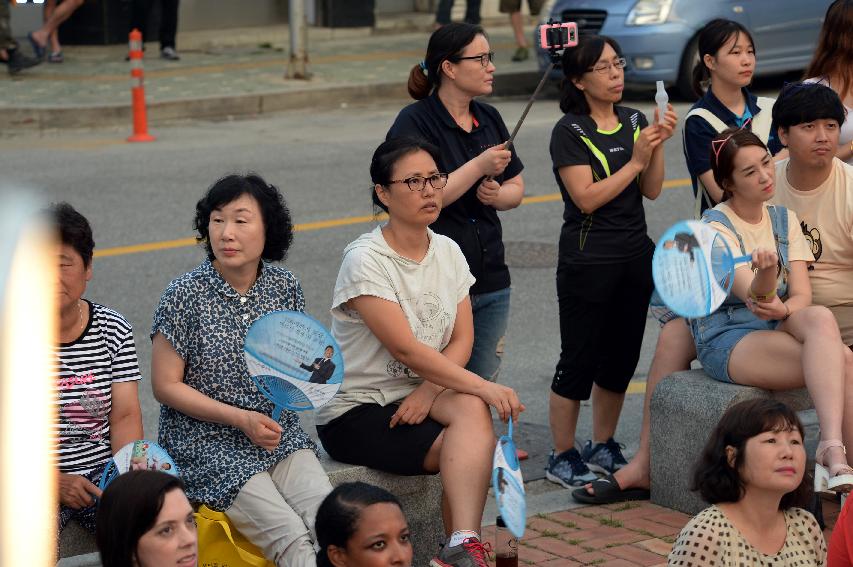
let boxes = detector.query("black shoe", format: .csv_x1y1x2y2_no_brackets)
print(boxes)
7,47,41,75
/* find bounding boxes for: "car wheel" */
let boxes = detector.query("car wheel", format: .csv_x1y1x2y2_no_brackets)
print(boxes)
677,36,700,101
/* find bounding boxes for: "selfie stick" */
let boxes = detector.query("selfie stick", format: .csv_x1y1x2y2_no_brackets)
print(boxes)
504,21,578,149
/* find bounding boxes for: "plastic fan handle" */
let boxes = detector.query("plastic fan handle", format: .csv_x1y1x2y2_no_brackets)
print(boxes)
655,81,668,125
731,254,753,266
508,415,514,439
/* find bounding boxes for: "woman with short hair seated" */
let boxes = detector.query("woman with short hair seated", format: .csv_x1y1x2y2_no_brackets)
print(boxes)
96,470,197,567
151,174,332,567
316,138,524,567
51,202,144,540
668,399,825,565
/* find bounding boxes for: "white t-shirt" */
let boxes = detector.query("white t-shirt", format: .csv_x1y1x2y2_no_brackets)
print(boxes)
316,226,475,425
772,158,853,344
54,301,142,474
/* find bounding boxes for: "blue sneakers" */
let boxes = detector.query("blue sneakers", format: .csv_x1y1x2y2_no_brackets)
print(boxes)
545,448,597,488
582,438,628,474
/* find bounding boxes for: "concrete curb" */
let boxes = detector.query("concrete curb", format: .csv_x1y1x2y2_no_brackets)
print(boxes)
1,70,542,132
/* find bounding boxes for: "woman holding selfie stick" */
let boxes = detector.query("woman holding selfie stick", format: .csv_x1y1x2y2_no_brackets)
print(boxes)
387,23,524,402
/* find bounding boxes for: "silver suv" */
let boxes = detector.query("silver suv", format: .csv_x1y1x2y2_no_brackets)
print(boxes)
536,0,830,98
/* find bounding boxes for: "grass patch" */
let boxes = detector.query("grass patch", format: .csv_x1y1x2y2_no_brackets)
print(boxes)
598,516,623,528
611,501,641,512
566,538,583,545
587,559,605,565
540,529,560,538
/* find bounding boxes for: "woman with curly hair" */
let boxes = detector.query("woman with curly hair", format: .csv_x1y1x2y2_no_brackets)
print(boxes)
151,174,332,567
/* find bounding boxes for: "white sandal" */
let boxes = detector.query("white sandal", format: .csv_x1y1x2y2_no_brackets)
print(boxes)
815,440,853,493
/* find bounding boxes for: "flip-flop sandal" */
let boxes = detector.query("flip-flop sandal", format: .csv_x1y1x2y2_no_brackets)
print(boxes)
570,473,650,505
28,32,46,60
48,51,64,63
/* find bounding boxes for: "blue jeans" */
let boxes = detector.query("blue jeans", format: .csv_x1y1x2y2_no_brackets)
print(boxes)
436,0,482,24
466,287,511,382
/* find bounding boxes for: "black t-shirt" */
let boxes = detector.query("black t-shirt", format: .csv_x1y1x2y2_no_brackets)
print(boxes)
550,105,653,264
387,92,524,295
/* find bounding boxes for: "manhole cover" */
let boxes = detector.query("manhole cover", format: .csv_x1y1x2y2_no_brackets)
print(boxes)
504,241,557,269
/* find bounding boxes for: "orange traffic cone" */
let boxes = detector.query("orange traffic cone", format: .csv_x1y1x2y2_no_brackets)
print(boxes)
127,29,155,143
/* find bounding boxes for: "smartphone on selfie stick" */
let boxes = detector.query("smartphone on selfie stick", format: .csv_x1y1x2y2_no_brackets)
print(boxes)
503,21,578,150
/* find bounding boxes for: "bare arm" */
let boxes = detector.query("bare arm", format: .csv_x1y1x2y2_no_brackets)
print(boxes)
476,174,525,211
151,332,283,451
442,145,513,206
698,170,725,205
348,295,523,421
109,381,143,453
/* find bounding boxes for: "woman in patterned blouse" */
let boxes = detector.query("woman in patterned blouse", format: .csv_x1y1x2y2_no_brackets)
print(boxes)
669,399,825,566
151,174,332,567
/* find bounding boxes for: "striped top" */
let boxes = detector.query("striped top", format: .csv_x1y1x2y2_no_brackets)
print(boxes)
53,300,141,475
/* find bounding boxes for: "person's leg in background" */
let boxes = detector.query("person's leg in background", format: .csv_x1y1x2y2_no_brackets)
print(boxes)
1,2,40,75
129,0,151,46
27,0,83,59
435,0,454,26
466,287,511,383
463,0,482,24
158,0,180,60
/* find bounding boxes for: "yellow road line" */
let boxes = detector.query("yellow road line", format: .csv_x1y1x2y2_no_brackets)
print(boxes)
94,178,690,259
626,381,647,395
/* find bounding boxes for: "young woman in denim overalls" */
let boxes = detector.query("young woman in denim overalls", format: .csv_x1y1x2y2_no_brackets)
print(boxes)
695,128,853,492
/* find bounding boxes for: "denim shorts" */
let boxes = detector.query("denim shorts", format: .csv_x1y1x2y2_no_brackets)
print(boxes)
690,304,779,383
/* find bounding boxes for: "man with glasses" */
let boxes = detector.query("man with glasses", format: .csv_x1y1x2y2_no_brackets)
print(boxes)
772,82,853,348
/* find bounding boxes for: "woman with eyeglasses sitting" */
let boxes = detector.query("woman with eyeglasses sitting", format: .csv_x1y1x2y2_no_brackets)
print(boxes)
387,23,524,400
316,137,525,567
545,35,677,494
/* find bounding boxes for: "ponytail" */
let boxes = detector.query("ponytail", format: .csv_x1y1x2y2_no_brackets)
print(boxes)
408,63,431,100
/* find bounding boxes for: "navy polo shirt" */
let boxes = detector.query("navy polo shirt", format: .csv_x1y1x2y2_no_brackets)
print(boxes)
387,92,524,295
684,88,782,213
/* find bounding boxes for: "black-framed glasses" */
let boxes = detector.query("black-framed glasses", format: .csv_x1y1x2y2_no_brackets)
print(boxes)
388,173,449,192
453,52,495,68
588,57,627,74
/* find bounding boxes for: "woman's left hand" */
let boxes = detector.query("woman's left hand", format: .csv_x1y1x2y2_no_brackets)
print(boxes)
476,178,501,206
654,103,678,143
747,295,788,321
389,383,441,428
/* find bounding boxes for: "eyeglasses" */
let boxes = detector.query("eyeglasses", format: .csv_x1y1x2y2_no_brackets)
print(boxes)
588,57,627,74
388,173,449,192
453,52,495,68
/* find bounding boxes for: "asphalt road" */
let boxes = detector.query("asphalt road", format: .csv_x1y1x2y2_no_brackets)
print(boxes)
1,92,699,464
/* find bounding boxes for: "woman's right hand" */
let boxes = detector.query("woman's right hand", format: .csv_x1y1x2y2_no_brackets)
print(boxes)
476,144,512,177
629,126,662,170
477,381,525,423
236,409,283,452
750,247,779,271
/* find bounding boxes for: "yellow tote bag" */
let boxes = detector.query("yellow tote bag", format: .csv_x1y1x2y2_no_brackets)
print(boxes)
195,505,275,567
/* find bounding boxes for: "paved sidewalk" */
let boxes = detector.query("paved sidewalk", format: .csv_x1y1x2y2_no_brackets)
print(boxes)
481,498,842,566
0,14,540,131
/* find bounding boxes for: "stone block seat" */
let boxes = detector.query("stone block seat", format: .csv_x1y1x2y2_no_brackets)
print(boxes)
58,452,444,567
650,369,815,516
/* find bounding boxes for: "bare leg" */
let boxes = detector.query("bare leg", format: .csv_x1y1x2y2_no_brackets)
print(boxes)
44,0,60,54
585,318,696,494
729,305,851,470
422,391,494,532
549,391,581,453
510,11,526,48
591,384,625,443
30,0,83,48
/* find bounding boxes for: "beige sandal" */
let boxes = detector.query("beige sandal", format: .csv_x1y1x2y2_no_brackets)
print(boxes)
815,440,853,493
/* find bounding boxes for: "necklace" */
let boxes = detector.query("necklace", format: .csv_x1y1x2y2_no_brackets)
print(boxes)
76,300,85,331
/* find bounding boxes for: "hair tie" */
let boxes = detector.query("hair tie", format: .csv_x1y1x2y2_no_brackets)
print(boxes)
419,60,427,73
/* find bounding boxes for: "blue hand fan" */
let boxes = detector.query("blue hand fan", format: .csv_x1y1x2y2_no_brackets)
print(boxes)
243,310,344,419
491,417,526,538
652,220,752,318
99,440,179,490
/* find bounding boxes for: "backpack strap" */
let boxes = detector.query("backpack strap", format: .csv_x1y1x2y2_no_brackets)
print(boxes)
701,209,748,255
752,97,776,144
685,110,728,219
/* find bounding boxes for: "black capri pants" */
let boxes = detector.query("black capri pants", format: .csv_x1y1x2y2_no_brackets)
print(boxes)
551,250,654,401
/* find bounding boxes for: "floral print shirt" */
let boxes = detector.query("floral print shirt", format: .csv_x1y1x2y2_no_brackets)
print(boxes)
152,259,317,511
